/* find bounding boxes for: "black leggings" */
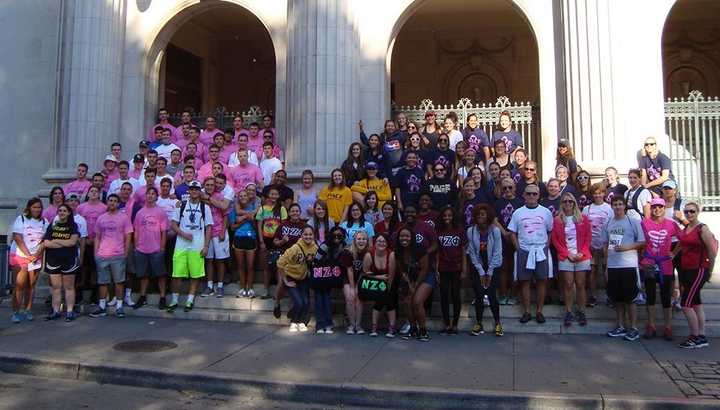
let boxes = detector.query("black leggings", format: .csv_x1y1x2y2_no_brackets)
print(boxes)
439,271,461,326
645,276,674,308
472,272,500,323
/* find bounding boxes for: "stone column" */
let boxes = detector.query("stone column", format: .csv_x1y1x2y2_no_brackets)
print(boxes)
285,0,360,177
43,0,127,183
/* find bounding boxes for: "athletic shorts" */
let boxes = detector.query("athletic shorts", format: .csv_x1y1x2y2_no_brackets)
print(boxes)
10,254,32,268
45,257,80,276
172,249,205,279
233,236,257,250
95,256,127,284
591,248,605,266
606,267,640,304
423,272,438,288
206,235,230,260
679,268,708,308
133,250,167,278
558,259,591,272
514,247,553,281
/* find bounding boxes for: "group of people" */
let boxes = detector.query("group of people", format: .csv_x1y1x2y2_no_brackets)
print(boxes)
7,108,716,348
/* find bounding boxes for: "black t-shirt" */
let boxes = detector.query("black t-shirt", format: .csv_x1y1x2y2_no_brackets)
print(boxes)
461,196,483,227
494,197,526,227
394,166,425,208
43,221,79,266
262,184,294,204
540,196,561,217
428,148,456,175
516,180,548,199
421,177,458,210
639,153,673,182
605,183,628,204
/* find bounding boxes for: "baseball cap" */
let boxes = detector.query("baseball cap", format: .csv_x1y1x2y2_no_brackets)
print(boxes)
650,198,666,207
66,193,80,201
133,154,144,163
139,140,150,148
558,138,570,147
661,180,677,190
104,154,118,163
366,161,378,170
188,181,202,189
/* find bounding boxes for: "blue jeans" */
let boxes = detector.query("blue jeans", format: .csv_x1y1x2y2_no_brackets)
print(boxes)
287,279,309,324
314,289,333,329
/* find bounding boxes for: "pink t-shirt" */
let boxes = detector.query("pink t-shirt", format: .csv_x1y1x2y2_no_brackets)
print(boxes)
77,201,108,240
95,211,133,258
230,164,263,191
220,144,238,164
233,129,249,140
640,218,679,276
199,129,221,147
42,205,59,222
133,205,169,254
102,169,120,191
247,135,264,154
63,180,91,198
132,184,156,208
129,167,144,180
179,140,208,162
209,192,229,238
173,123,195,142
148,123,177,142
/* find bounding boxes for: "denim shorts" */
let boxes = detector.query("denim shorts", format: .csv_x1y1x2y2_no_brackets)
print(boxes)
133,250,167,278
95,256,127,284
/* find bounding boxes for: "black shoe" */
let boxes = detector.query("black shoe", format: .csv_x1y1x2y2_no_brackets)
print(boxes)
133,295,147,310
586,296,597,308
273,305,281,319
184,302,194,312
158,297,166,310
418,331,431,342
519,312,532,323
439,327,450,336
260,292,272,300
166,302,177,313
402,326,417,340
448,327,458,335
536,312,546,324
286,307,295,320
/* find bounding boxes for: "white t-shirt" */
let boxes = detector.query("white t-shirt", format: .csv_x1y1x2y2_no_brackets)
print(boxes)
582,203,614,249
10,215,48,257
564,216,577,254
605,216,645,268
228,150,259,167
221,185,234,201
448,130,464,151
108,178,139,195
259,157,283,186
172,201,214,251
157,197,179,223
155,143,181,161
507,205,553,250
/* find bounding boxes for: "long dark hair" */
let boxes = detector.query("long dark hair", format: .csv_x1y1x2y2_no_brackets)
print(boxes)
438,205,461,230
49,186,65,206
265,186,283,217
394,227,422,274
55,204,78,232
382,201,400,234
322,226,347,260
344,201,366,228
23,197,44,219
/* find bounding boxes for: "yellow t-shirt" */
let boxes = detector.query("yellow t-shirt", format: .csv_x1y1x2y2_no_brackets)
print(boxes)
319,186,353,224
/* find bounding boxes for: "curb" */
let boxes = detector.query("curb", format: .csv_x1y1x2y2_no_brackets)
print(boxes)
0,352,715,409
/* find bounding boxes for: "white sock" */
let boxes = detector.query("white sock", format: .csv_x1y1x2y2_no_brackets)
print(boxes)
99,299,107,309
171,293,179,304
207,281,214,289
116,299,123,309
125,288,132,298
187,294,195,304
217,282,224,289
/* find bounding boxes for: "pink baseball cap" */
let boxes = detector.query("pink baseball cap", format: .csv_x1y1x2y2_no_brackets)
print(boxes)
650,198,666,207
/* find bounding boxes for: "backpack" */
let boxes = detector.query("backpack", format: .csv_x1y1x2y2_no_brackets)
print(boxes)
179,200,206,227
625,186,646,216
697,223,718,271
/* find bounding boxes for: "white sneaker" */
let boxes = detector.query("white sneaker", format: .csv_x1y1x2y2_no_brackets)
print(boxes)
298,323,308,332
107,297,117,307
237,289,245,298
248,289,256,298
324,327,334,334
316,328,326,334
346,326,356,335
289,323,299,332
355,327,365,335
399,322,411,334
124,297,135,307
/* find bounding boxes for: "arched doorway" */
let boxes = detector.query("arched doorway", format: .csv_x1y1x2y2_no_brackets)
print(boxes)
389,0,540,160
149,2,276,118
662,0,720,205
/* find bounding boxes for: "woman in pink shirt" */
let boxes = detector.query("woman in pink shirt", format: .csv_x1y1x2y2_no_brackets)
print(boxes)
42,187,66,222
640,197,680,340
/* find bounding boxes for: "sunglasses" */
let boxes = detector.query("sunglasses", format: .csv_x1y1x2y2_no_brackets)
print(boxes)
683,209,697,214
577,176,589,180
502,186,514,191
651,204,664,209
525,168,536,172
525,192,539,196
435,168,445,172
558,144,567,148
562,200,575,204
645,143,656,147
408,125,417,129
438,138,449,142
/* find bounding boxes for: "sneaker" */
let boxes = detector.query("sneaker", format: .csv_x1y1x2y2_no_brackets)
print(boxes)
535,312,546,324
24,311,33,322
346,326,356,335
316,328,326,335
399,322,411,335
247,289,256,298
184,301,194,312
355,327,365,335
402,326,417,340
216,287,224,298
494,323,504,337
607,326,627,338
370,327,379,337
273,305,281,319
324,327,334,334
643,325,656,339
586,296,597,308
45,312,61,321
663,327,673,341
11,312,22,323
238,289,247,298
624,327,640,341
483,295,490,306
695,335,709,348
498,296,508,305
166,302,178,313
563,312,573,327
506,297,518,306
289,323,299,333
448,327,458,335
418,331,431,342
133,295,147,310
298,323,308,332
385,328,396,338
116,307,125,318
158,297,167,310
260,292,272,300
107,297,117,307
200,287,214,297
577,311,587,327
470,323,484,336
124,297,135,308
679,337,697,349
439,327,451,336
89,307,108,318
519,312,532,324
65,312,76,322
671,298,682,311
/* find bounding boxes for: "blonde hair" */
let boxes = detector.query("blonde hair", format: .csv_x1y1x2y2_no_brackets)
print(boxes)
558,192,582,223
494,177,516,199
349,230,370,259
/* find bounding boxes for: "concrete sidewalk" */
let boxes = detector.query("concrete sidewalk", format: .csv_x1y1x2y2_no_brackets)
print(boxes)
0,310,717,408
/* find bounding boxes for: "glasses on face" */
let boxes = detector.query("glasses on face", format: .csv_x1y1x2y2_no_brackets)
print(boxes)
562,200,575,204
525,168,536,172
502,186,513,191
525,192,539,196
577,176,589,181
434,168,445,172
645,143,656,147
408,125,417,129
438,139,449,143
684,209,697,215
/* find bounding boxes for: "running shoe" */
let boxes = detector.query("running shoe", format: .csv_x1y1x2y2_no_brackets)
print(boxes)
184,301,194,312
695,335,709,348
238,289,247,298
166,302,178,313
45,312,61,321
289,323,299,333
402,326,417,340
519,312,532,324
448,327,458,335
216,287,224,298
355,327,365,335
370,327,379,337
418,331,431,342
316,328,326,335
298,323,308,332
260,292,272,300
124,296,135,308
116,307,125,318
247,289,256,298
89,307,108,318
535,312,546,324
158,297,167,310
663,327,673,341
634,292,646,305
624,327,640,341
643,324,656,339
498,296,508,305
273,305,281,319
607,326,627,338
385,327,396,339
563,311,573,327
586,296,597,308
65,312,76,322
324,327,334,334
470,323,484,336
439,327,451,336
506,297,518,306
11,312,22,323
494,323,504,337
577,311,587,327
107,297,117,307
133,295,147,310
24,311,33,321
200,287,214,297
399,322,411,335
678,337,697,349
346,326,356,335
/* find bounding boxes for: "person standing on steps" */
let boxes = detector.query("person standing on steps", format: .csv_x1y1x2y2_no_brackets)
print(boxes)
508,184,554,325
43,204,81,322
167,181,213,313
131,187,169,310
277,225,318,333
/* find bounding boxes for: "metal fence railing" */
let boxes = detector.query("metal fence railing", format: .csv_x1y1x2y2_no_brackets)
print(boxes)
168,106,271,130
393,96,538,162
665,90,720,209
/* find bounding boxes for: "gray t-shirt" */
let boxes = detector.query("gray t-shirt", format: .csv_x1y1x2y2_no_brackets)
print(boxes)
604,216,645,268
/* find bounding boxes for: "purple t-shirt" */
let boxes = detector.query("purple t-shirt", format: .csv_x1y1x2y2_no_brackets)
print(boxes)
491,129,523,153
462,127,490,161
95,211,133,258
133,205,168,254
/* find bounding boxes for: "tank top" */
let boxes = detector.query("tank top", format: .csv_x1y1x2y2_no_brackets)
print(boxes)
679,225,705,270
297,188,318,219
371,250,390,277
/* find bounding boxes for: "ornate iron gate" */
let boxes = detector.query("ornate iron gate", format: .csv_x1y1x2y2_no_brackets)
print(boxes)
169,106,271,130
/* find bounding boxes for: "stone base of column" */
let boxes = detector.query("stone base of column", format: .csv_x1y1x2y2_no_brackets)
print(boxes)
42,168,76,186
